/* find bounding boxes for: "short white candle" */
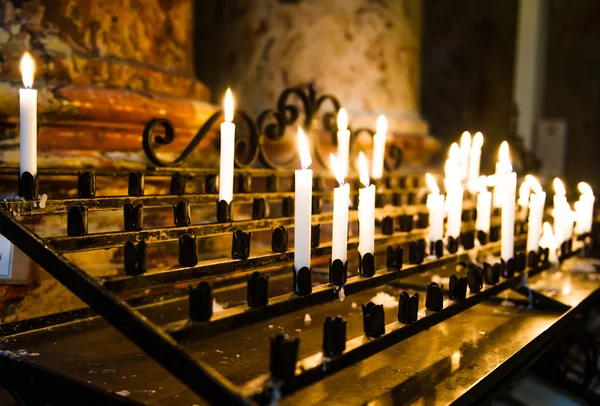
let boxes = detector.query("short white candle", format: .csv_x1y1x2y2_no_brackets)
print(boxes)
294,128,313,271
539,221,558,265
467,132,483,192
219,88,235,204
459,131,471,181
336,108,351,179
575,182,595,235
19,52,37,177
475,176,492,234
552,178,568,244
525,175,546,253
330,154,350,263
426,173,445,243
498,142,516,261
357,152,375,257
371,115,388,180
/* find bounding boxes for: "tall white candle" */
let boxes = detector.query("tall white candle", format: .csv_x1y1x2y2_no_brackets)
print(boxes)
539,222,558,265
371,115,388,180
336,108,351,179
476,176,492,234
294,128,313,271
525,175,546,253
444,143,461,194
444,143,463,237
459,131,471,181
19,52,37,177
493,142,511,208
467,132,483,193
575,182,595,235
498,142,516,261
219,88,235,204
330,154,350,263
426,173,445,243
552,178,568,244
358,152,375,257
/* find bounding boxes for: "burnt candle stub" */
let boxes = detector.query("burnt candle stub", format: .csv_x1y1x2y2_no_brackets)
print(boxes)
232,229,252,260
124,203,143,231
128,172,144,197
467,265,483,293
78,171,96,198
323,316,346,357
398,292,419,324
446,236,459,254
381,216,394,235
252,198,267,220
271,226,288,253
178,234,198,267
425,282,443,311
67,205,88,236
124,241,147,276
170,172,187,195
189,281,213,322
448,275,467,301
174,201,191,227
362,302,385,337
386,246,404,270
270,334,299,380
247,272,269,308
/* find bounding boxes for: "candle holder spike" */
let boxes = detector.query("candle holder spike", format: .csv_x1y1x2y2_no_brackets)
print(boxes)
17,171,38,200
311,195,323,215
329,258,348,286
430,240,444,258
128,172,144,196
407,192,416,205
311,224,321,248
252,198,267,220
178,234,198,267
398,292,419,324
323,316,347,357
205,174,218,194
358,252,375,277
271,226,288,253
293,267,312,296
237,173,251,193
247,271,269,308
501,258,516,278
232,230,252,260
77,171,96,198
189,281,213,323
539,247,550,264
313,176,324,191
477,230,488,245
266,174,279,192
398,214,414,232
409,239,426,264
448,275,468,301
282,196,295,217
375,193,387,208
417,212,429,229
270,334,299,381
447,236,459,254
467,265,483,293
386,246,404,270
516,251,527,272
392,192,402,206
67,205,88,236
174,201,191,227
381,216,394,235
425,282,444,311
170,172,188,195
124,241,147,276
123,203,144,231
216,200,232,223
483,262,497,285
362,302,385,337
527,251,539,268
490,226,500,242
461,231,476,250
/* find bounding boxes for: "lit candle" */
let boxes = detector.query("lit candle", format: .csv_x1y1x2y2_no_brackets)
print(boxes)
219,88,235,204
459,131,471,181
371,115,388,180
330,153,350,263
426,173,445,243
357,152,375,257
575,182,595,235
525,175,546,253
19,52,37,178
475,176,492,235
493,142,512,208
539,222,558,265
444,143,461,193
336,108,351,179
518,181,530,211
498,142,516,261
294,128,313,271
444,143,463,238
467,132,483,193
552,178,568,244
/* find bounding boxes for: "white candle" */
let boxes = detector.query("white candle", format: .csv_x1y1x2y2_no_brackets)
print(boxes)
330,154,350,263
467,132,483,192
475,176,492,234
552,178,568,244
575,182,595,235
518,181,530,211
426,173,445,243
498,142,516,261
539,222,558,265
493,142,511,208
371,115,388,180
444,143,463,238
19,52,37,177
219,88,235,204
459,131,471,181
336,108,351,179
358,152,375,257
294,128,313,271
525,175,546,253
444,143,461,193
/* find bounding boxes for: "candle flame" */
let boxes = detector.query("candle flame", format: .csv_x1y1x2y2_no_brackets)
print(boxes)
20,52,35,89
426,173,440,195
553,178,566,196
297,127,312,169
337,108,348,131
578,181,593,196
224,88,234,122
358,151,370,187
376,115,388,135
518,182,530,207
525,175,543,194
472,132,484,149
330,153,345,186
460,131,471,149
477,176,488,193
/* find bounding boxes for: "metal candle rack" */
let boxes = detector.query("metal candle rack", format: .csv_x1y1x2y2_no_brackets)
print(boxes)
0,85,583,405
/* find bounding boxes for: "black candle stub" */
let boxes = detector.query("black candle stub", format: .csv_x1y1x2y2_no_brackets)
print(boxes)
205,174,218,194
398,292,419,324
293,266,312,296
362,302,385,337
386,246,404,270
381,216,394,235
375,192,386,208
477,230,488,246
77,171,96,198
516,251,526,272
124,241,147,276
266,174,279,192
67,205,88,236
407,192,416,205
417,212,429,229
501,258,516,278
392,193,402,206
282,196,295,217
124,203,144,231
247,271,269,308
323,316,346,357
559,240,571,259
178,234,198,267
270,334,299,380
359,252,375,277
189,281,213,322
232,229,252,260
398,214,414,232
18,171,38,200
490,226,500,242
170,172,187,195
252,198,267,220
430,239,444,258
237,173,251,193
425,282,444,311
128,172,144,197
313,175,324,191
311,224,321,248
329,258,348,286
467,265,483,293
448,275,468,301
446,236,459,254
461,231,476,250
312,195,323,215
409,239,426,264
174,201,191,227
216,200,232,223
271,226,288,253
527,250,539,268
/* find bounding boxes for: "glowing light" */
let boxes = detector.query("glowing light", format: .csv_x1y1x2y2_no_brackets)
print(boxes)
337,108,348,131
518,182,530,207
330,153,345,186
472,132,484,149
20,52,35,89
297,127,312,170
224,88,234,123
578,181,593,196
498,141,512,172
525,175,543,194
460,131,471,149
449,142,460,162
477,176,488,193
553,178,566,196
358,151,370,187
426,173,440,195
376,115,387,135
